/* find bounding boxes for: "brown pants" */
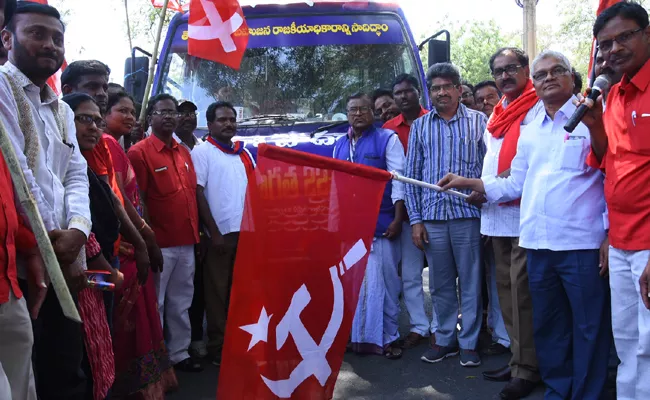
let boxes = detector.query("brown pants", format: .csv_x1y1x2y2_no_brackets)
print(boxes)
492,237,540,382
204,232,239,360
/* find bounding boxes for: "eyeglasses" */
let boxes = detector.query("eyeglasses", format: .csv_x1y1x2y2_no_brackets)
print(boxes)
347,106,372,115
597,28,643,53
461,91,474,99
532,65,570,82
430,83,456,93
179,111,198,118
151,110,181,118
74,114,104,127
492,64,522,79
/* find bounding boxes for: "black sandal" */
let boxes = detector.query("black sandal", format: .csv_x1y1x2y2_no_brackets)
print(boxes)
383,344,403,360
174,358,204,372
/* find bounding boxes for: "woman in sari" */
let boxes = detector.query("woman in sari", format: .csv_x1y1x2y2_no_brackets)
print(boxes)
63,93,123,400
103,91,178,399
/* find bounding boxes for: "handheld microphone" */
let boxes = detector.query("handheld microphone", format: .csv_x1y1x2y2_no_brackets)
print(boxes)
564,75,611,133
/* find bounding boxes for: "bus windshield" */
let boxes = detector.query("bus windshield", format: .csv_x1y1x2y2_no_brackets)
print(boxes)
160,13,420,125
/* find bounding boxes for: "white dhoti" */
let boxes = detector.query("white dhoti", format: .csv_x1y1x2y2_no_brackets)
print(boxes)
350,237,401,353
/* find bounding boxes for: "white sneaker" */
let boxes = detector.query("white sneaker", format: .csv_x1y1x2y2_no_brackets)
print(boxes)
190,340,208,358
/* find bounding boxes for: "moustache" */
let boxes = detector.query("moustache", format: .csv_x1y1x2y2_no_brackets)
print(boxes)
37,52,58,60
436,96,450,101
501,78,516,86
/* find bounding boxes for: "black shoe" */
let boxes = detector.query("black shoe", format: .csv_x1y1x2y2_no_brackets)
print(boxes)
482,365,511,382
174,357,204,372
499,378,538,400
482,342,510,356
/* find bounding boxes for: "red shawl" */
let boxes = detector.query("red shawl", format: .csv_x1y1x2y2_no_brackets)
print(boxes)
206,136,255,178
486,80,539,205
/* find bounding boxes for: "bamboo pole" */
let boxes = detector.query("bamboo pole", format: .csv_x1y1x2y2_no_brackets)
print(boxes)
0,121,81,323
124,0,133,52
138,0,170,125
391,172,469,200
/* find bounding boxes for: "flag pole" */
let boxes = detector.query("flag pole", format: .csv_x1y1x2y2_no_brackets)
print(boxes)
391,172,469,199
0,121,81,322
138,0,170,125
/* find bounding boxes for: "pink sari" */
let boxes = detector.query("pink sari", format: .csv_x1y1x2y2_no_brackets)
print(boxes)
104,134,177,399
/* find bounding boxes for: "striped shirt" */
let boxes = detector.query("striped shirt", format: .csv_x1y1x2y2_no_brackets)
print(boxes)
405,103,487,223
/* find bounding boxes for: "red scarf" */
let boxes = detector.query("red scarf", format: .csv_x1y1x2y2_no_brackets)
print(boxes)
486,80,539,206
206,136,255,178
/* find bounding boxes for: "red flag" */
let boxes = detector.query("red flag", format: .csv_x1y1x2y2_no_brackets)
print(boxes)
217,144,391,399
588,0,622,79
188,0,249,70
29,0,65,94
150,0,186,13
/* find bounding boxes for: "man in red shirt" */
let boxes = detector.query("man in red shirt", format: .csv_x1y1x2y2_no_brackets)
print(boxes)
128,94,202,372
582,3,650,399
382,74,431,349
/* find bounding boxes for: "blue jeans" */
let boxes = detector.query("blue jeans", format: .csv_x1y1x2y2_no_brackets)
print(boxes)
527,249,611,400
423,219,482,350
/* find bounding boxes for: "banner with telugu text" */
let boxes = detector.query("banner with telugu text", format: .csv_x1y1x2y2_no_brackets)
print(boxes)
217,144,391,399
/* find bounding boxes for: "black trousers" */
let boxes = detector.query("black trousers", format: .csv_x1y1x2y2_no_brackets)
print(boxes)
21,280,87,400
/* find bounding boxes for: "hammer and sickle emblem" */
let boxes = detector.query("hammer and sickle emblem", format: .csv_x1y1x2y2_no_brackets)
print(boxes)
259,239,367,398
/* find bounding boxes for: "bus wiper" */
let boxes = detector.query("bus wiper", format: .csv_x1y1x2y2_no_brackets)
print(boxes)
238,114,299,125
309,121,349,138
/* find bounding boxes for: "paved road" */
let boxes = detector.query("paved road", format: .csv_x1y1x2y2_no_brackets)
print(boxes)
168,267,548,399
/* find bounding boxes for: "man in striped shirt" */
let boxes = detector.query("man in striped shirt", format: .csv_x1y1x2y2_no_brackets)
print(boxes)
405,63,487,367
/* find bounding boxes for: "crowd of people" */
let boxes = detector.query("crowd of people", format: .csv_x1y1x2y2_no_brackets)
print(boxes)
0,1,648,400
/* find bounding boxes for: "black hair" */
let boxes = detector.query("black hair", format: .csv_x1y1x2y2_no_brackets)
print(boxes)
6,1,64,32
206,101,237,123
392,73,420,92
594,1,649,37
145,93,178,116
61,92,97,112
488,47,529,72
4,0,17,28
461,81,475,92
61,60,111,88
474,80,500,95
371,88,393,104
346,92,372,106
573,68,583,93
426,63,462,87
108,82,124,90
107,90,134,114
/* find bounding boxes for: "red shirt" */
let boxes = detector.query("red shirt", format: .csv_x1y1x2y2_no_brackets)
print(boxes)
382,106,429,152
0,155,37,303
128,134,199,248
587,58,650,250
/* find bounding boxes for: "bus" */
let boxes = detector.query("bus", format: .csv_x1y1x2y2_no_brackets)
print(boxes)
124,0,449,157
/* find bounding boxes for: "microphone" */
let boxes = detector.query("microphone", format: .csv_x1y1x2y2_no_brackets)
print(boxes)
564,75,611,133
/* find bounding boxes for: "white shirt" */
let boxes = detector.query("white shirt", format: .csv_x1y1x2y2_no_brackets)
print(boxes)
480,100,544,237
482,97,606,251
0,62,90,236
173,132,203,152
191,141,252,235
333,132,405,204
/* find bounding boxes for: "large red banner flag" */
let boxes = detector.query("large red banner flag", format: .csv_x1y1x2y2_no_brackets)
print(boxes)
30,0,65,95
588,0,622,80
188,0,249,70
217,144,391,399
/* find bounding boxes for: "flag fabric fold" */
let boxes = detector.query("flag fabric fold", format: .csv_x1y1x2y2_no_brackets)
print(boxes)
188,0,249,69
151,0,187,13
217,144,391,399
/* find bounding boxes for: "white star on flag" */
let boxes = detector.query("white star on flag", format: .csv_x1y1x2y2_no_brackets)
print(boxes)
240,307,273,351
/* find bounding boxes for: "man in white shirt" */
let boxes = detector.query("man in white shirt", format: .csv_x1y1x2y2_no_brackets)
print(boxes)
0,3,91,400
438,50,611,400
191,101,254,366
473,47,544,399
